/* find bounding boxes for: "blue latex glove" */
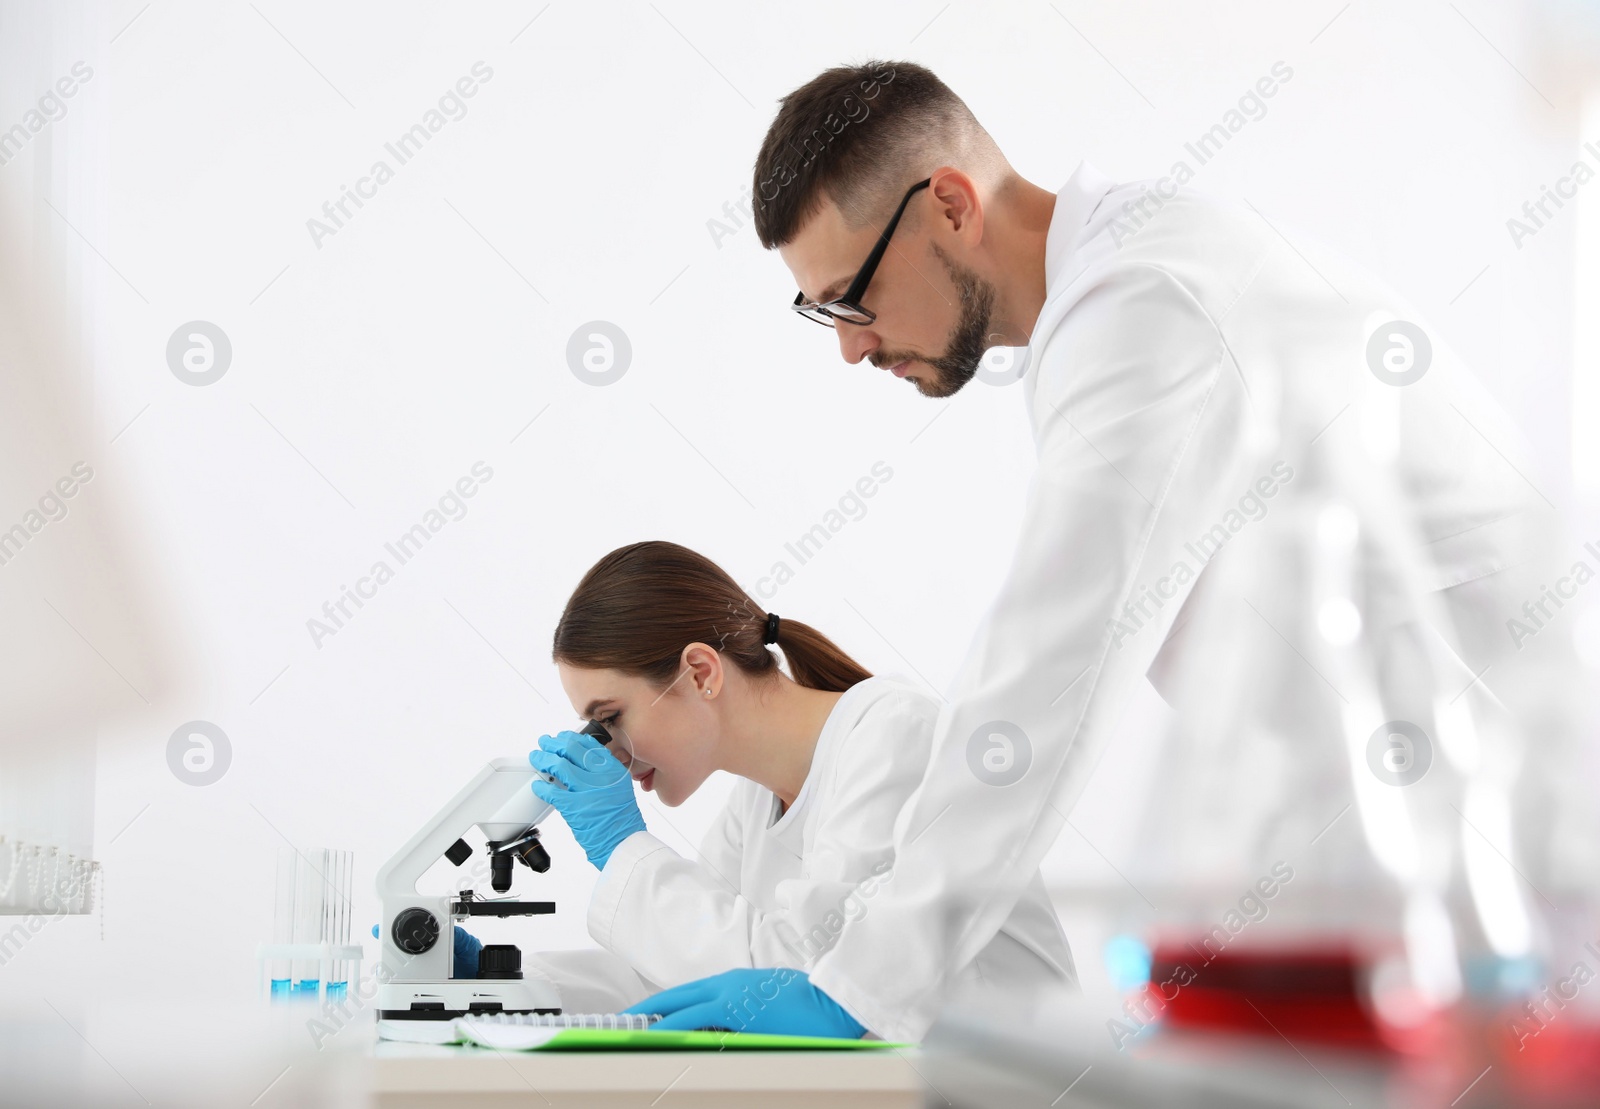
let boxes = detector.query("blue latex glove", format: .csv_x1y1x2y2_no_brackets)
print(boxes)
452,925,482,978
529,729,647,870
622,968,866,1037
371,922,481,979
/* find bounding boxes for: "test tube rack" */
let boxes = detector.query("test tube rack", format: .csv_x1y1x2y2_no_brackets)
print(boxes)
256,942,364,1002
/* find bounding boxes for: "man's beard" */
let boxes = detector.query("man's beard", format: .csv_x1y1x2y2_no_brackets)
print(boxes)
912,243,998,398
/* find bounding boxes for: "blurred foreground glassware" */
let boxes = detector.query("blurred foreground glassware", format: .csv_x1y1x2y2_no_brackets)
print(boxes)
1119,432,1599,1081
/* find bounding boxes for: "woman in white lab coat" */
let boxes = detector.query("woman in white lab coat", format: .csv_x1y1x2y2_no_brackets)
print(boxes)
504,539,1075,1018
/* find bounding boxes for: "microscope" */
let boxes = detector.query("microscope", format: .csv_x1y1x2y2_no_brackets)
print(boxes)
374,720,611,1020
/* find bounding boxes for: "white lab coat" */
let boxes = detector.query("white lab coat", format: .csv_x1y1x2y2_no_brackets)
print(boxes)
587,674,1077,1010
805,162,1578,1042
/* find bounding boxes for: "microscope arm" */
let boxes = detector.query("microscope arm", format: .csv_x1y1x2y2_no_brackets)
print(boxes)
375,757,552,903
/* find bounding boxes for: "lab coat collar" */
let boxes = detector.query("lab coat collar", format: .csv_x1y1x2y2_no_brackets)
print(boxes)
1020,161,1117,420
1042,160,1117,293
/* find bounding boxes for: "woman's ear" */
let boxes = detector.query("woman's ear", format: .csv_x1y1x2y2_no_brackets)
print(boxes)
679,642,723,698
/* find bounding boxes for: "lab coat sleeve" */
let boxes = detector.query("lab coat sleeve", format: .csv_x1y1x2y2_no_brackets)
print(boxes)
587,798,746,989
587,695,933,990
807,261,1258,1042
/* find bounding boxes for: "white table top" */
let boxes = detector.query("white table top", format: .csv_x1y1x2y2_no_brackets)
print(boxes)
368,1037,925,1109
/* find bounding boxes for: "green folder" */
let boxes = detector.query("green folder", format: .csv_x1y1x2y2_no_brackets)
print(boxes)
379,1016,917,1052
479,1028,914,1052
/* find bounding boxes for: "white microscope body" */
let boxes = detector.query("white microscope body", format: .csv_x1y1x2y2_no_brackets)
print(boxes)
374,756,565,1020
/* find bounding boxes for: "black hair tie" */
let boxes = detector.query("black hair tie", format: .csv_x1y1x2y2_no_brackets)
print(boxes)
763,613,781,645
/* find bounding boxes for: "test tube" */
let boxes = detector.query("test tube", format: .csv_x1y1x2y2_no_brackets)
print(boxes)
342,851,354,988
292,847,324,999
326,850,350,1001
270,845,296,999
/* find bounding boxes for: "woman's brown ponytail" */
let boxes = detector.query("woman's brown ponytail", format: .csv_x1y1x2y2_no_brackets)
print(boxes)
552,540,871,693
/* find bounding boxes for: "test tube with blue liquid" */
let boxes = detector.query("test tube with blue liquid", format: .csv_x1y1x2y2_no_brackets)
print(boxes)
292,847,323,998
326,849,350,1001
270,846,295,999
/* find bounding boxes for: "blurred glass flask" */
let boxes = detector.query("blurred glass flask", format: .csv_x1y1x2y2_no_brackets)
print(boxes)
1125,448,1587,1052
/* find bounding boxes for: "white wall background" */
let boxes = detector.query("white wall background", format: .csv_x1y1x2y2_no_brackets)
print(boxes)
3,0,1597,1069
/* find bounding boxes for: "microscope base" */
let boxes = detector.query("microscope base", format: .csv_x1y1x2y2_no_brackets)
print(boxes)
376,977,564,1020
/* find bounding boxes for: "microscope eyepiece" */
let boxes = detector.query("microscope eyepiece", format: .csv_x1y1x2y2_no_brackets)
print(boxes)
580,718,613,745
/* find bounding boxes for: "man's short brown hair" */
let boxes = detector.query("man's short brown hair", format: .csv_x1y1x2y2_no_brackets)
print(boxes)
751,60,998,250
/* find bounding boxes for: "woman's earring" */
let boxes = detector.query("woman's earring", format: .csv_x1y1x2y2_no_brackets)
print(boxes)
704,688,713,697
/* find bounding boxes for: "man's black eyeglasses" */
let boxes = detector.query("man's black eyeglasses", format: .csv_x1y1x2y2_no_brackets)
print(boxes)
791,178,931,328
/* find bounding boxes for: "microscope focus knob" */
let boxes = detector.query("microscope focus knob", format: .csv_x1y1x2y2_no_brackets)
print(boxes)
392,907,440,955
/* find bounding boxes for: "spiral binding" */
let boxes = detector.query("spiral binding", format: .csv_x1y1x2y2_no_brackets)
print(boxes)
462,1011,660,1030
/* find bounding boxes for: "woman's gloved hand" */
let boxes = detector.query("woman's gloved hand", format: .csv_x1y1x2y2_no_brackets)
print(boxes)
371,922,482,979
529,729,647,870
621,968,867,1037
451,924,482,978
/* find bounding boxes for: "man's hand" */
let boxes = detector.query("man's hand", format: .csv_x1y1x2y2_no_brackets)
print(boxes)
621,968,867,1037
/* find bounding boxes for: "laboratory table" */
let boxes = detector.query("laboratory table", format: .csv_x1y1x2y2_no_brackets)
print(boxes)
369,1036,925,1109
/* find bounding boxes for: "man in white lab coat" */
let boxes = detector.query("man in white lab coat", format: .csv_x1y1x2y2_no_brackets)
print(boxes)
627,60,1585,1041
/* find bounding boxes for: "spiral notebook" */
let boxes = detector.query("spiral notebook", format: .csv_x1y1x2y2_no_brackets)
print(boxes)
377,1011,908,1052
